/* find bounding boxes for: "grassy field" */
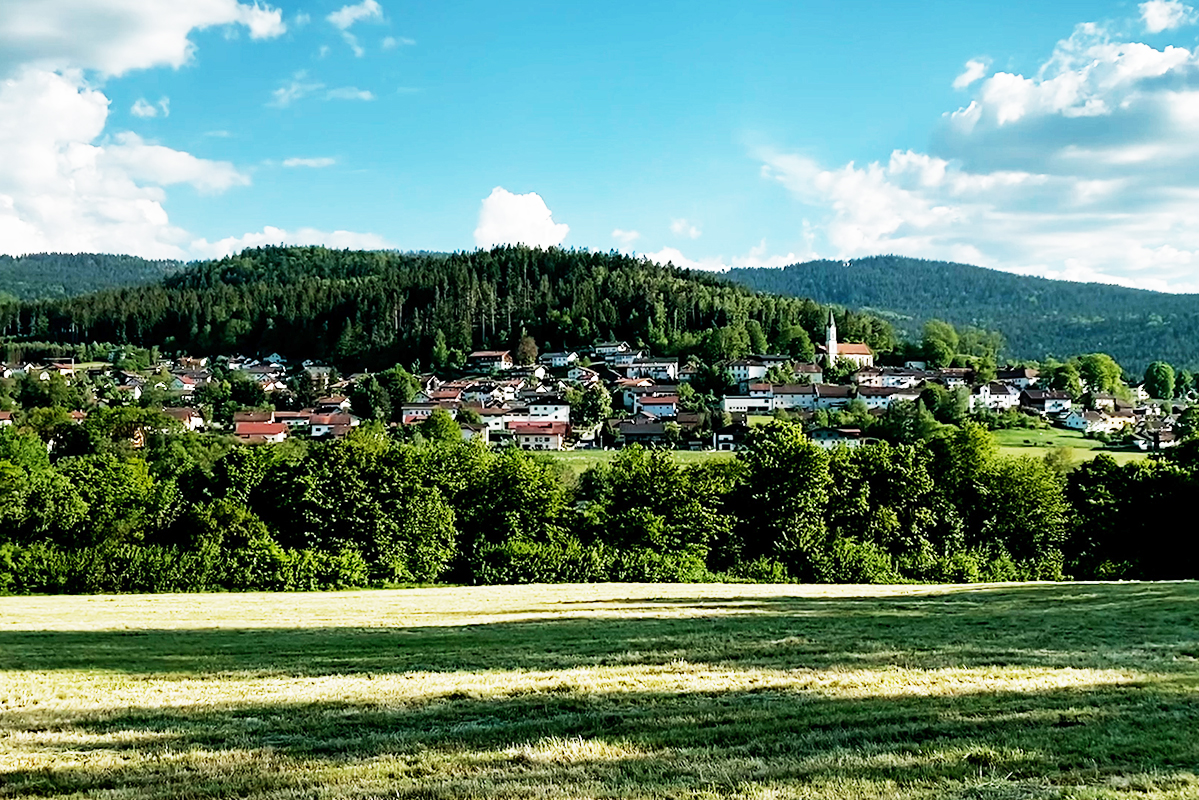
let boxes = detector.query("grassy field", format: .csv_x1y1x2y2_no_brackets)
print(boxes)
542,449,732,473
2,583,1197,799
991,427,1147,465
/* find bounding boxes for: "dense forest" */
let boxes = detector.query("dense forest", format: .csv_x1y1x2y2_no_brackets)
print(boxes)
728,256,1199,372
0,247,894,369
0,419,1193,595
0,253,183,301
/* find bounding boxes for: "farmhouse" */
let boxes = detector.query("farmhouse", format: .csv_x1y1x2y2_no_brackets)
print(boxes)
467,350,514,371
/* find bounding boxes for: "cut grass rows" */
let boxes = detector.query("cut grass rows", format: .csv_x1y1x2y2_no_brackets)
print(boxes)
1,583,1196,799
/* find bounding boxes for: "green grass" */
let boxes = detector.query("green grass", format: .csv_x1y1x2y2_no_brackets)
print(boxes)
2,583,1197,799
542,449,732,473
992,427,1147,465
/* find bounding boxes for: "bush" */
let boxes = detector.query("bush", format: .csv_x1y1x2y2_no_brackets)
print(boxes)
474,538,606,585
816,539,902,584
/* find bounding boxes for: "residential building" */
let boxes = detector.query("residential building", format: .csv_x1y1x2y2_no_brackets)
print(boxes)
510,421,569,450
539,351,578,368
1020,389,1073,415
235,422,288,444
808,427,865,449
635,395,680,417
467,350,514,371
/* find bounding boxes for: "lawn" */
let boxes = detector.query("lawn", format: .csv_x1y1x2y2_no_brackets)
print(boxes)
992,426,1147,465
2,583,1197,799
541,449,732,474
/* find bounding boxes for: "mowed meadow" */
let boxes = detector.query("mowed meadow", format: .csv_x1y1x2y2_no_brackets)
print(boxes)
2,583,1197,799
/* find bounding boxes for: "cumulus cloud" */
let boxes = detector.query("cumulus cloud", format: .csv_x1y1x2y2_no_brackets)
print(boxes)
1140,0,1197,32
0,0,285,78
190,225,391,259
670,218,701,239
762,18,1199,291
282,157,336,168
952,59,989,90
474,187,569,249
611,228,640,244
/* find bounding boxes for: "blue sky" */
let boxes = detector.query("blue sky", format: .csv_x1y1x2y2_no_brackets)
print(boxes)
4,1,1199,290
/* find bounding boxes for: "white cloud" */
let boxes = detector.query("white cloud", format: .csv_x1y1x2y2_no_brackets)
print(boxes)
325,86,374,101
640,241,804,272
0,0,286,78
760,17,1199,291
670,218,701,239
269,70,324,107
474,187,569,249
952,59,989,90
1140,0,1197,32
131,98,158,118
131,96,170,118
611,228,640,244
0,69,251,258
327,0,384,30
382,36,414,50
293,12,311,26
190,226,391,259
282,157,336,168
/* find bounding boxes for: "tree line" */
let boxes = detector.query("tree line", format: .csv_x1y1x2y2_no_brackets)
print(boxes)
0,419,1193,594
0,246,894,371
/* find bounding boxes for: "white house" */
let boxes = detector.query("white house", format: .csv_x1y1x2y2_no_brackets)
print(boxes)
773,384,817,411
720,395,774,414
635,395,679,417
594,341,632,358
971,382,1021,411
529,396,571,423
1063,410,1127,435
727,358,768,383
510,421,569,450
539,351,578,368
809,427,865,449
626,358,679,382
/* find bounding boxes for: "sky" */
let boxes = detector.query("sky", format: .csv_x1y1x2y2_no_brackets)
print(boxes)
5,2,1199,291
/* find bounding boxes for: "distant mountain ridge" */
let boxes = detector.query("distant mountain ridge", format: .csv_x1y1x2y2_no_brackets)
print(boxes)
0,253,184,300
727,255,1199,372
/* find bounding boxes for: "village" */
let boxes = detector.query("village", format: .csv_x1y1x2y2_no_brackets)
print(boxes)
0,312,1184,454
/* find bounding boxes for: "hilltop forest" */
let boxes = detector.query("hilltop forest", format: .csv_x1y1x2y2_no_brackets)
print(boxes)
728,256,1199,372
0,246,895,369
0,253,183,301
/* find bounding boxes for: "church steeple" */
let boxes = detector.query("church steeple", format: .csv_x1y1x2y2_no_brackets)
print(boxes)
825,309,838,364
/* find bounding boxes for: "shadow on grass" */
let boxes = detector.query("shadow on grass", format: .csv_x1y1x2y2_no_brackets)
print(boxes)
1,583,1196,677
3,678,1198,799
3,584,1199,798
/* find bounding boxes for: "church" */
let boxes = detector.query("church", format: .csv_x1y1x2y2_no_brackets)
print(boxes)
815,310,874,369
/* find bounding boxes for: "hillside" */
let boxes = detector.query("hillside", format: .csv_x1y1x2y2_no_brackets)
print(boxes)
727,256,1199,371
0,246,893,369
0,253,183,300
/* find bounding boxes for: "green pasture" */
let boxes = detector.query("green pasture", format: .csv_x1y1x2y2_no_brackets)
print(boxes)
2,582,1197,799
542,448,731,473
991,426,1147,465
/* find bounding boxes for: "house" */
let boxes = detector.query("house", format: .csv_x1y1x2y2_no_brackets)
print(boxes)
467,350,515,371
1020,389,1073,415
594,341,632,358
529,396,571,423
539,351,579,368
567,365,600,385
274,410,313,428
856,385,915,410
813,383,854,410
817,311,874,368
635,395,680,418
609,349,646,367
935,367,973,388
310,413,359,438
713,419,751,451
615,418,670,447
997,367,1040,388
233,410,275,424
399,403,439,425
626,358,679,382
808,427,865,449
162,407,204,432
727,358,768,383
1063,410,1127,435
510,421,569,450
854,367,927,389
235,422,288,444
0,411,13,427
720,394,774,414
773,384,818,411
971,382,1021,411
316,395,352,412
459,422,490,444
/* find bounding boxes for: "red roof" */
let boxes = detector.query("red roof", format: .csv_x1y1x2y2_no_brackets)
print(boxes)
640,395,679,405
836,343,873,355
235,422,288,436
310,413,353,426
509,422,569,436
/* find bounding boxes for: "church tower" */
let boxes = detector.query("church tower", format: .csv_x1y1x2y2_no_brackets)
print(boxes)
825,309,838,365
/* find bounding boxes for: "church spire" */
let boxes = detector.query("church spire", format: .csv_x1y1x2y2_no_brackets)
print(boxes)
825,309,838,364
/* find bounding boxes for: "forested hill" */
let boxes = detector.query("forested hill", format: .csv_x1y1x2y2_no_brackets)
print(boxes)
0,246,894,369
727,256,1199,371
0,253,184,300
